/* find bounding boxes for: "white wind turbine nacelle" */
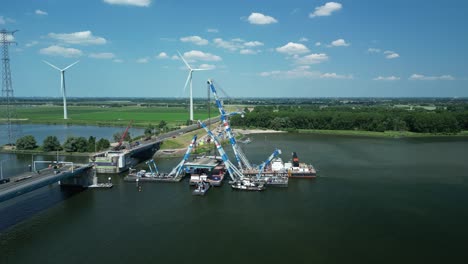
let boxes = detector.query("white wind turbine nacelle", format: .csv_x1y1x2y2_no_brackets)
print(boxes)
43,60,80,119
177,51,210,121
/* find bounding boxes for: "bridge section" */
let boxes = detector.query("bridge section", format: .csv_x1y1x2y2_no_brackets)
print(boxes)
0,164,93,203
91,117,219,174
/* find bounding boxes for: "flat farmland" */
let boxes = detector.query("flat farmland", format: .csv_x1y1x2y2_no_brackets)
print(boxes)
14,105,211,127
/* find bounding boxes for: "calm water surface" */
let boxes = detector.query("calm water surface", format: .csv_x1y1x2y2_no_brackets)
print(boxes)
1,133,468,264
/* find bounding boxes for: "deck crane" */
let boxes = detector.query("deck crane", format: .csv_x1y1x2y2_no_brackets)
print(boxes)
256,149,282,179
207,79,252,170
145,159,159,175
198,120,245,182
167,135,197,179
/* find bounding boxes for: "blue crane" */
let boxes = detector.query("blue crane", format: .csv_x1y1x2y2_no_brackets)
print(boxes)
145,159,159,175
207,79,252,170
256,149,282,179
198,120,245,182
168,135,197,179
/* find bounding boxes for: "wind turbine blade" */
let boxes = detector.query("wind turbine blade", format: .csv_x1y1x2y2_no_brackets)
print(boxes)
43,60,61,71
183,72,191,95
63,60,80,71
192,68,210,71
177,51,192,70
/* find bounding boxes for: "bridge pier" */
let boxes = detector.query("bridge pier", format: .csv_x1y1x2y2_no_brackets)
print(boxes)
59,167,96,188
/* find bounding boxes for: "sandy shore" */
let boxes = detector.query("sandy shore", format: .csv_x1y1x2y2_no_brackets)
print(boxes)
238,129,286,135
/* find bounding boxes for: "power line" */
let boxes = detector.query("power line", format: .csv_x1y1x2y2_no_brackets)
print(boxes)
1,29,19,146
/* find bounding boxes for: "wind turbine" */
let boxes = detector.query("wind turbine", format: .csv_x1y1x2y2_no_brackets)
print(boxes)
43,60,79,120
177,51,209,121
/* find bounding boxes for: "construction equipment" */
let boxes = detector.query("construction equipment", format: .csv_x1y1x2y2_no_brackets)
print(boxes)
207,79,252,170
145,159,159,175
167,135,197,179
198,120,245,182
257,149,282,179
115,120,133,150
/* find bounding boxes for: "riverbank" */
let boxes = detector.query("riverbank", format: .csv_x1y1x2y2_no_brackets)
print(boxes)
237,129,287,135
296,129,468,138
0,148,92,156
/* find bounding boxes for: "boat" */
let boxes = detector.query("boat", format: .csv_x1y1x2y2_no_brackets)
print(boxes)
124,168,182,182
192,181,210,195
231,179,265,191
205,165,225,186
185,157,225,186
287,152,317,178
263,176,289,187
189,173,208,186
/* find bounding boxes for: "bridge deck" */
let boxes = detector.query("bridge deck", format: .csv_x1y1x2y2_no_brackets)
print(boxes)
0,164,93,203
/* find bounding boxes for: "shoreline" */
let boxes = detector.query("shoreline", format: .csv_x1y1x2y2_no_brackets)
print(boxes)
234,127,468,138
237,129,287,135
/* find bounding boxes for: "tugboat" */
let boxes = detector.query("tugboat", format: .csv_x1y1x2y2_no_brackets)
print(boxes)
231,179,265,191
286,152,317,178
192,181,210,196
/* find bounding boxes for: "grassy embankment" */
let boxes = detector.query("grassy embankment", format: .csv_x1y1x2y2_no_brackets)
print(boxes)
14,105,210,128
159,123,219,152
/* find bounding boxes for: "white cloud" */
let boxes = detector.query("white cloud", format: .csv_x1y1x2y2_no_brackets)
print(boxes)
330,38,350,47
103,0,151,7
409,74,455,81
40,45,83,57
48,31,106,45
25,41,39,47
35,9,48,15
384,50,400,59
260,66,319,79
183,50,222,62
315,42,321,46
310,2,342,18
244,41,264,47
113,59,123,63
156,52,169,59
207,28,218,33
247,12,278,25
213,38,243,51
240,49,257,55
89,52,116,59
299,37,309,42
368,48,381,53
260,66,351,79
320,73,353,79
171,55,179,60
180,35,209,46
373,76,400,81
198,64,216,70
136,57,149,63
295,53,329,64
276,42,310,55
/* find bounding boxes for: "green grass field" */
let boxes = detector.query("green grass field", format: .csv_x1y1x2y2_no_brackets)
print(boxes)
15,105,211,127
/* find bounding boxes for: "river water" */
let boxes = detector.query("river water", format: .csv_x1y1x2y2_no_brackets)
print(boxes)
1,132,468,264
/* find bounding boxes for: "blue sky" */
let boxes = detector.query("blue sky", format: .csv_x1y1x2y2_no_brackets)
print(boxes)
1,0,467,98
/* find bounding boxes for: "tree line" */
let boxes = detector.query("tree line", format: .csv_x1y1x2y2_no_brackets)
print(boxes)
15,135,111,152
13,121,170,152
230,106,468,134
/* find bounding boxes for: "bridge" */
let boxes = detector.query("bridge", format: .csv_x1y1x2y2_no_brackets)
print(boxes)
91,117,219,174
0,117,220,202
0,163,94,203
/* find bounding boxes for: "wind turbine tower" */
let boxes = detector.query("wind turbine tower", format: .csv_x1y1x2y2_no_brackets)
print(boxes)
177,51,209,121
43,60,79,119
